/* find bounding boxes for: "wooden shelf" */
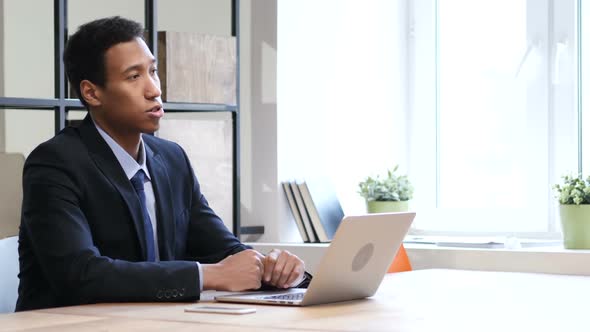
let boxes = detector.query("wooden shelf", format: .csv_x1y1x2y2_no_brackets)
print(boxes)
0,97,61,110
163,102,237,113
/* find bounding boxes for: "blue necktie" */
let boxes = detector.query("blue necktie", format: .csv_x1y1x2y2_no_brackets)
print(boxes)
130,170,156,261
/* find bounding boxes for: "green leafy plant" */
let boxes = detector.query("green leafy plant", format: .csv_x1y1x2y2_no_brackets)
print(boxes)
358,165,414,202
553,174,590,205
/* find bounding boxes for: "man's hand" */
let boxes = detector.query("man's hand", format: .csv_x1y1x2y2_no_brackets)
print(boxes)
262,249,305,289
202,249,264,291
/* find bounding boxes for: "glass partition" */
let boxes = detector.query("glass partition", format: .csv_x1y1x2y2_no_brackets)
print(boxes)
2,109,54,157
158,0,231,35
157,112,234,231
1,0,54,98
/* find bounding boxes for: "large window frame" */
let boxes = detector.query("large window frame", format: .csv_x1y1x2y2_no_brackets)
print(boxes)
408,0,578,238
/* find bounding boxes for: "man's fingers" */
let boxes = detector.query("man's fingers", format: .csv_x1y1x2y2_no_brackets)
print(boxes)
270,251,289,285
255,254,264,277
253,250,265,260
262,249,305,288
277,258,296,287
253,250,265,274
245,250,264,289
286,264,304,287
263,249,280,282
263,257,275,282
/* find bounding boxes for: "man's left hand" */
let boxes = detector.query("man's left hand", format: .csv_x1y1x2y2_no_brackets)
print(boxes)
262,249,305,288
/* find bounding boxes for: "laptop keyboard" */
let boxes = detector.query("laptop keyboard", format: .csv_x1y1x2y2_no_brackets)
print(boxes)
263,292,305,301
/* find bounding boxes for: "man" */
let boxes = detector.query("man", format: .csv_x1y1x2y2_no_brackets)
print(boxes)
16,16,308,311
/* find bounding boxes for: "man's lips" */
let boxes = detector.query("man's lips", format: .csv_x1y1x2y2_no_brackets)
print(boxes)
146,105,164,118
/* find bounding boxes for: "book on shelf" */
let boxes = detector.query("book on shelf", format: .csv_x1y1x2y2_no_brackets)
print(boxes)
297,178,344,243
281,182,309,242
289,182,318,243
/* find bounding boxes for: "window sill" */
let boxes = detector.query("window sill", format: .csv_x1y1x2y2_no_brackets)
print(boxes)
404,235,563,249
405,242,590,276
248,241,590,276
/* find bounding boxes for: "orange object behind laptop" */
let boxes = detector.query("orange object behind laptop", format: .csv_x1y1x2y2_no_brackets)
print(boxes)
387,244,412,273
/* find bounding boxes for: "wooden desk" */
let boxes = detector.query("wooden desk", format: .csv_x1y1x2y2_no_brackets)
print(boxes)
2,269,589,331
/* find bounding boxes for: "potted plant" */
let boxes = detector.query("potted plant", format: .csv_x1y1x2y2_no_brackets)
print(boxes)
358,165,414,213
553,174,590,249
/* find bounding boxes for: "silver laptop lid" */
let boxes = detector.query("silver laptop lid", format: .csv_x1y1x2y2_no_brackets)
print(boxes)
300,212,414,306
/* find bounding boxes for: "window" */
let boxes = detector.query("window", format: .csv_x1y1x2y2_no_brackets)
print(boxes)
582,0,590,175
277,0,409,217
276,0,582,241
410,0,578,236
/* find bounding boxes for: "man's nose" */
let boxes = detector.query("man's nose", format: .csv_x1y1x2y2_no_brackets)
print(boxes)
145,75,161,99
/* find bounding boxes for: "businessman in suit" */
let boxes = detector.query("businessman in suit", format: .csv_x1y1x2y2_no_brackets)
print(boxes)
16,16,308,311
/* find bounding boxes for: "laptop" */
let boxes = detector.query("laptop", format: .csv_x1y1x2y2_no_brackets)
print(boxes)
215,212,415,306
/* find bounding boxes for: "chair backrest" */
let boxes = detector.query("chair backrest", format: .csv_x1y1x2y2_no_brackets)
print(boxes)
0,236,19,313
0,153,24,238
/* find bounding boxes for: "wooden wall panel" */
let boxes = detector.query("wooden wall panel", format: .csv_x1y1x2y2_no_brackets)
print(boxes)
158,32,236,105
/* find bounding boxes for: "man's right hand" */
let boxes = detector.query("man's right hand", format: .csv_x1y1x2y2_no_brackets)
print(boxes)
201,249,264,291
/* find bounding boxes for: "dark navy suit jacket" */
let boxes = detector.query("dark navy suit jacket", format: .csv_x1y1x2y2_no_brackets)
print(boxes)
16,115,248,311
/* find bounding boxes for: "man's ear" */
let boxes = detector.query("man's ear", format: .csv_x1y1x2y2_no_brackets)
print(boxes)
79,80,102,107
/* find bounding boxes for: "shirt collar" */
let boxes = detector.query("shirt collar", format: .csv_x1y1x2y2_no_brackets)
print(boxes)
92,117,151,181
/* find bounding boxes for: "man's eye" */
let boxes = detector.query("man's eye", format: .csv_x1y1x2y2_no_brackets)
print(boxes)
150,68,158,75
128,74,140,80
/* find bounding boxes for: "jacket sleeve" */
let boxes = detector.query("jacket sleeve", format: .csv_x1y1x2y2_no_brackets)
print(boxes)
21,148,201,307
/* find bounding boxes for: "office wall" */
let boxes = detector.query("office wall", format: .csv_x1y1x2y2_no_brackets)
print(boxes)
68,0,145,32
68,0,230,35
158,0,231,35
0,0,5,152
238,0,280,242
265,0,409,242
2,0,54,157
238,0,254,237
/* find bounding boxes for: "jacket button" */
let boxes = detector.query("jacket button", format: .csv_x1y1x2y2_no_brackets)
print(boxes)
156,290,163,299
179,288,185,297
172,289,178,297
165,290,171,298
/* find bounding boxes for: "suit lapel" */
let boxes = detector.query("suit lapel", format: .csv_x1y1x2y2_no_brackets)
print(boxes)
78,115,148,260
145,140,176,261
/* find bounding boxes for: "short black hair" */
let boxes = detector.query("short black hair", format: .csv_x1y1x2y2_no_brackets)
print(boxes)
63,16,144,108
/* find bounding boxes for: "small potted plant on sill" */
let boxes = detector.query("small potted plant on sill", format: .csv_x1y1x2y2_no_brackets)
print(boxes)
358,165,414,213
553,174,590,249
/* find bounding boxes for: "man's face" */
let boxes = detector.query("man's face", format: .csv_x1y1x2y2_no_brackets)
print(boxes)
95,37,164,134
